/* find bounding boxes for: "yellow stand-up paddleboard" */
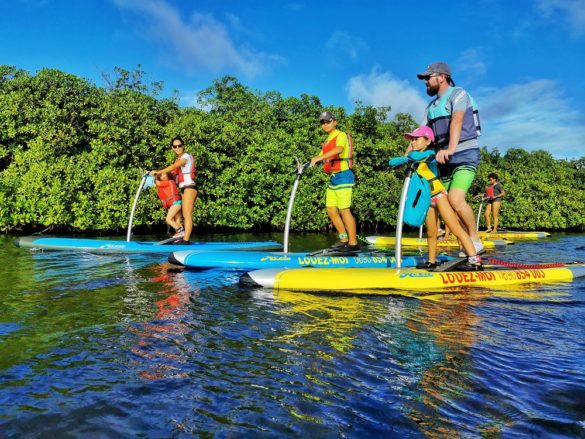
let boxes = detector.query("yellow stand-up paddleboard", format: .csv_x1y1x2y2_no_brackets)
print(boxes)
476,230,551,240
474,199,551,240
241,160,578,295
366,235,513,248
240,263,585,294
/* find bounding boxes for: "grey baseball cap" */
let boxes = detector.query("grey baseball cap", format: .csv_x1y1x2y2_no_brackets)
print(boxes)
319,111,336,122
417,62,455,85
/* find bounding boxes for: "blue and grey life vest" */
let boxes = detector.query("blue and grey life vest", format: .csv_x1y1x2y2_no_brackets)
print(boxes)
426,87,481,148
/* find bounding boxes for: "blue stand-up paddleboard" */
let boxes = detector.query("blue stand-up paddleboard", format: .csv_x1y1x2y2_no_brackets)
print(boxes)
168,249,453,270
15,173,282,254
15,236,283,254
168,159,452,270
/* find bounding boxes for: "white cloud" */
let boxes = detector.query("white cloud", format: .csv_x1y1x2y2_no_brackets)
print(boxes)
456,48,488,79
536,0,585,37
325,31,369,62
476,79,585,158
225,13,242,31
346,67,427,120
113,0,282,77
346,68,585,159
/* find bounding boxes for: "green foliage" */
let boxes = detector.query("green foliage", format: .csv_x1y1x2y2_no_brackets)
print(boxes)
0,65,583,233
0,65,180,232
471,148,585,230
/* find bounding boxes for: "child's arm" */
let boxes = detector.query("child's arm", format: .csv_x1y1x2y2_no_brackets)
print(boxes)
388,156,409,168
389,150,436,168
389,150,435,168
407,150,435,162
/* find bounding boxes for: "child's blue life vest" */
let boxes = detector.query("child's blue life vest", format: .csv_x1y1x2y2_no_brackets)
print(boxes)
403,171,431,227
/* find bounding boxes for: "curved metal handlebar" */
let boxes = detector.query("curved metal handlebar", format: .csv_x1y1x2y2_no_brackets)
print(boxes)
294,158,311,175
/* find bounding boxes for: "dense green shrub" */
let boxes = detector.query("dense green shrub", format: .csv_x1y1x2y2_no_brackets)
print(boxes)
0,66,583,233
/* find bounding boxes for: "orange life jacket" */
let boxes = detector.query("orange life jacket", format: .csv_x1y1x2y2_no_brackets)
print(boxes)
157,180,181,208
322,132,354,174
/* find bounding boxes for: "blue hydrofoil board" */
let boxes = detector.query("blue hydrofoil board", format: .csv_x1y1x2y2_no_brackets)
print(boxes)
15,236,283,254
169,249,452,270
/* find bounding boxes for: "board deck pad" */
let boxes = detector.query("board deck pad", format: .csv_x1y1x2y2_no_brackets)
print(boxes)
433,257,468,272
309,248,361,257
157,236,183,245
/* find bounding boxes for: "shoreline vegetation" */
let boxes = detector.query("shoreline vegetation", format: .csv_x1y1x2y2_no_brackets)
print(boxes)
1,65,584,234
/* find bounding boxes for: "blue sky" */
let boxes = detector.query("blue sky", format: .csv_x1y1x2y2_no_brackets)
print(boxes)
2,0,584,159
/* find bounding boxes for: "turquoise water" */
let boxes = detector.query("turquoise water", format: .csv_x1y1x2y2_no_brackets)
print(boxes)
1,233,585,437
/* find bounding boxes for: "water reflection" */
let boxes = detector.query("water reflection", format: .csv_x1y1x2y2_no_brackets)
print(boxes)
2,234,585,436
394,284,577,436
245,276,584,435
127,263,195,380
273,290,386,355
395,295,481,435
0,251,152,373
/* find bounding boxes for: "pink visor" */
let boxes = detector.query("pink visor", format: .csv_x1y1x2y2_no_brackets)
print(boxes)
404,126,435,143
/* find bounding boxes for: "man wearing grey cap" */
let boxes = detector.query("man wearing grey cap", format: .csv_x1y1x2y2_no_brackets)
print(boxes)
417,61,484,253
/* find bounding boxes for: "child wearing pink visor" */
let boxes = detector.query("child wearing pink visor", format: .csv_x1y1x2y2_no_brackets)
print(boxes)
389,126,483,270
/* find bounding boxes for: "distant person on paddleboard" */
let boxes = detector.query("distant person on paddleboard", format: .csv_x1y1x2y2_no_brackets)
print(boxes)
155,172,184,239
483,172,505,233
417,61,484,255
150,136,197,245
389,126,483,270
310,111,359,252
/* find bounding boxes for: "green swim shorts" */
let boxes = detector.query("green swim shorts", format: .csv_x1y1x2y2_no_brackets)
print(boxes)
440,165,477,193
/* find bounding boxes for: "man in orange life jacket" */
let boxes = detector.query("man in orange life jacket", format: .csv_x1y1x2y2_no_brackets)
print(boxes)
310,111,359,252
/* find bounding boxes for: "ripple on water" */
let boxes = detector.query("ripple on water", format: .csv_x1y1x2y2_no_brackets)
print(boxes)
2,235,585,436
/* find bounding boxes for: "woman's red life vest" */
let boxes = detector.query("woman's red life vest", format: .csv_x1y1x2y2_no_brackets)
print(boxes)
157,179,181,208
485,184,495,199
321,132,354,174
173,153,196,186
